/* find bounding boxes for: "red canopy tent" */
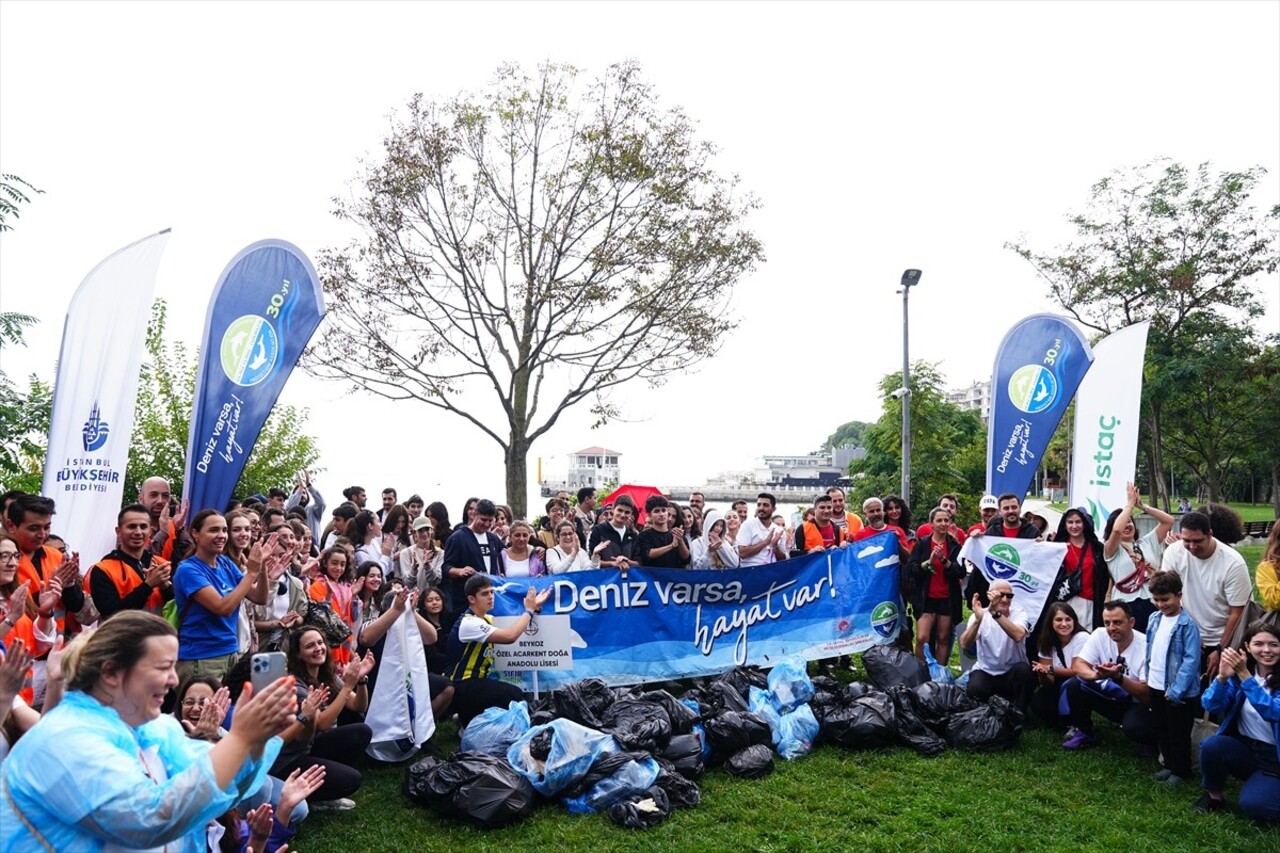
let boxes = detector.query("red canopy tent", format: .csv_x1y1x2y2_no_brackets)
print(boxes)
600,484,666,525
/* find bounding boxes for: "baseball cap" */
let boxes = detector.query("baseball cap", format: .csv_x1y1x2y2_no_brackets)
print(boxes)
979,495,999,510
412,516,433,532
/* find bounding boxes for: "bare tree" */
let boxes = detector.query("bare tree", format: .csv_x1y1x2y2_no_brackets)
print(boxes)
305,62,763,515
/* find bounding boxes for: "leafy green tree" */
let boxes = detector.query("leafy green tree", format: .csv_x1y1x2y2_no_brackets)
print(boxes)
1007,159,1280,508
0,312,51,493
849,363,987,526
823,420,871,453
304,61,763,517
127,300,323,500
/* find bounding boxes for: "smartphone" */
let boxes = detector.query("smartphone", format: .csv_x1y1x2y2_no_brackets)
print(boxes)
250,651,288,694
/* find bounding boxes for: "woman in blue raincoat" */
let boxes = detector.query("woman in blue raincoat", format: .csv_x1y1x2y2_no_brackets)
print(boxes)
0,611,296,852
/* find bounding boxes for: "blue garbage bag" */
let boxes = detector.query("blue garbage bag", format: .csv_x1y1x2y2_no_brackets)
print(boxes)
923,644,955,685
766,660,815,713
460,701,531,757
748,686,783,738
562,753,660,814
775,704,819,760
507,719,619,797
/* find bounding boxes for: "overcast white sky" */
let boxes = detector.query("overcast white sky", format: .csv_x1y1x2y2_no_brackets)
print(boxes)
2,0,1277,517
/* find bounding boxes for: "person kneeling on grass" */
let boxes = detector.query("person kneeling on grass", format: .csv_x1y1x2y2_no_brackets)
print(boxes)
1142,570,1201,785
1060,600,1156,752
443,573,551,729
1192,620,1280,822
960,579,1034,709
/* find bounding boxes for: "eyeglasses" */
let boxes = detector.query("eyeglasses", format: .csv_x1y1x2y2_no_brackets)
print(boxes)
989,592,1014,600
0,551,20,563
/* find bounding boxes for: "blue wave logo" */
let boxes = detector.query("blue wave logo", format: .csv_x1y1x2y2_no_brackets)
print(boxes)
870,601,899,639
82,402,109,451
1007,364,1058,414
984,542,1021,580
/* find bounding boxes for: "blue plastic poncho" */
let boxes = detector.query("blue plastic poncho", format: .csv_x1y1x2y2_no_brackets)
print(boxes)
0,690,280,853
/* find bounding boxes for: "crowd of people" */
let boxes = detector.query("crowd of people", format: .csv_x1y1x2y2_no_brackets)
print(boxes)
0,472,1277,849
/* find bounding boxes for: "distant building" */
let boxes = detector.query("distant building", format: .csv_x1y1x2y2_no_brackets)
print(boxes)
565,446,622,489
945,379,992,421
743,447,863,490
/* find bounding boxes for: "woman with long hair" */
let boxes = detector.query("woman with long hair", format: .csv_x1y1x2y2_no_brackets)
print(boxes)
417,587,452,674
1257,519,1280,612
0,533,59,710
1192,620,1280,822
1029,602,1088,727
723,509,742,545
1049,508,1109,629
382,504,412,557
426,501,453,547
349,510,393,576
0,611,296,849
1102,482,1175,629
906,507,964,665
309,546,360,666
883,494,914,541
224,510,255,570
270,625,374,810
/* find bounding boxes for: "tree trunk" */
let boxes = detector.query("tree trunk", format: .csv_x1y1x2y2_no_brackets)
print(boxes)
505,441,528,520
1147,402,1170,510
1272,463,1280,516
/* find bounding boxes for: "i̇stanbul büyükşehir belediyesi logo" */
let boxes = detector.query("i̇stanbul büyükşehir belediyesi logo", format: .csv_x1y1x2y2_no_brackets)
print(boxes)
1007,364,1058,415
82,402,109,452
220,315,279,387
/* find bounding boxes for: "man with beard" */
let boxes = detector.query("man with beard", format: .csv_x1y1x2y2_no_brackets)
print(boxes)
85,503,174,620
738,493,788,567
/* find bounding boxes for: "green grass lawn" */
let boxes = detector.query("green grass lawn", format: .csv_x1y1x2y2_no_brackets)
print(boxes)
302,534,1279,852
305,697,1278,853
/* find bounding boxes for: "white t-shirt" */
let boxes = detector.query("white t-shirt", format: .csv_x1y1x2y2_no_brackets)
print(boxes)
1238,675,1276,744
1076,626,1148,682
1147,613,1180,691
969,606,1032,675
505,556,531,577
738,517,779,567
457,612,496,643
1161,540,1251,643
1040,631,1089,671
474,530,495,573
1105,529,1165,602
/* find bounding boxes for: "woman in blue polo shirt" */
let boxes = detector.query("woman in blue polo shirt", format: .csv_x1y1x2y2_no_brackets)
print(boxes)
173,510,272,684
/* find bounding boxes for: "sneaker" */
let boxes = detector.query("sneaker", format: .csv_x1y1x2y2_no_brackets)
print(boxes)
311,797,356,811
1152,768,1174,781
1190,794,1225,814
1062,729,1098,750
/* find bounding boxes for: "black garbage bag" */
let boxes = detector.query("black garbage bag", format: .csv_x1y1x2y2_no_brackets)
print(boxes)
603,697,673,752
809,691,840,714
820,701,896,749
843,681,875,701
703,710,773,766
643,689,700,735
659,732,705,780
912,682,978,731
862,645,928,690
652,758,702,808
528,727,554,761
946,695,1025,752
724,744,775,779
707,681,750,714
888,686,947,756
562,750,653,800
550,678,616,728
609,785,672,829
404,751,538,828
810,674,842,694
716,665,769,697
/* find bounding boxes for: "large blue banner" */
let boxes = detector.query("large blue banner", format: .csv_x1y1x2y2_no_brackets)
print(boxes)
491,533,902,688
183,240,325,513
986,313,1094,500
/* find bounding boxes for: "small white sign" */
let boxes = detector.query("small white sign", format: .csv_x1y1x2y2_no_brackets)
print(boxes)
491,613,575,672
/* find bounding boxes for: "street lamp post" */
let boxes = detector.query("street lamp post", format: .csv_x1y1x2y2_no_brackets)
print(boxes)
898,269,922,503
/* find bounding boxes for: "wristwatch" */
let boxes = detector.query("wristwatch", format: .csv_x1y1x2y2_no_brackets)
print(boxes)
991,611,1003,620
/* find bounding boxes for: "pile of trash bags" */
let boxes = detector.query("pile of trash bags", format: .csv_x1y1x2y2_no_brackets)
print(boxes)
405,650,1022,830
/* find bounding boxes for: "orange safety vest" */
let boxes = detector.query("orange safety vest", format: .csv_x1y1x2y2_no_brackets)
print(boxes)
796,521,844,552
84,552,169,614
16,546,79,636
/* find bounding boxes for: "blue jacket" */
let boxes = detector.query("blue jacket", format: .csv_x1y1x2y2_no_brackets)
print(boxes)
441,527,507,614
1143,610,1202,702
1202,673,1280,762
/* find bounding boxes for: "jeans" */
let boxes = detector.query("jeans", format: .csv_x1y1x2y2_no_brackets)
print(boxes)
1061,677,1156,744
1148,688,1196,778
1199,733,1280,824
967,663,1033,710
